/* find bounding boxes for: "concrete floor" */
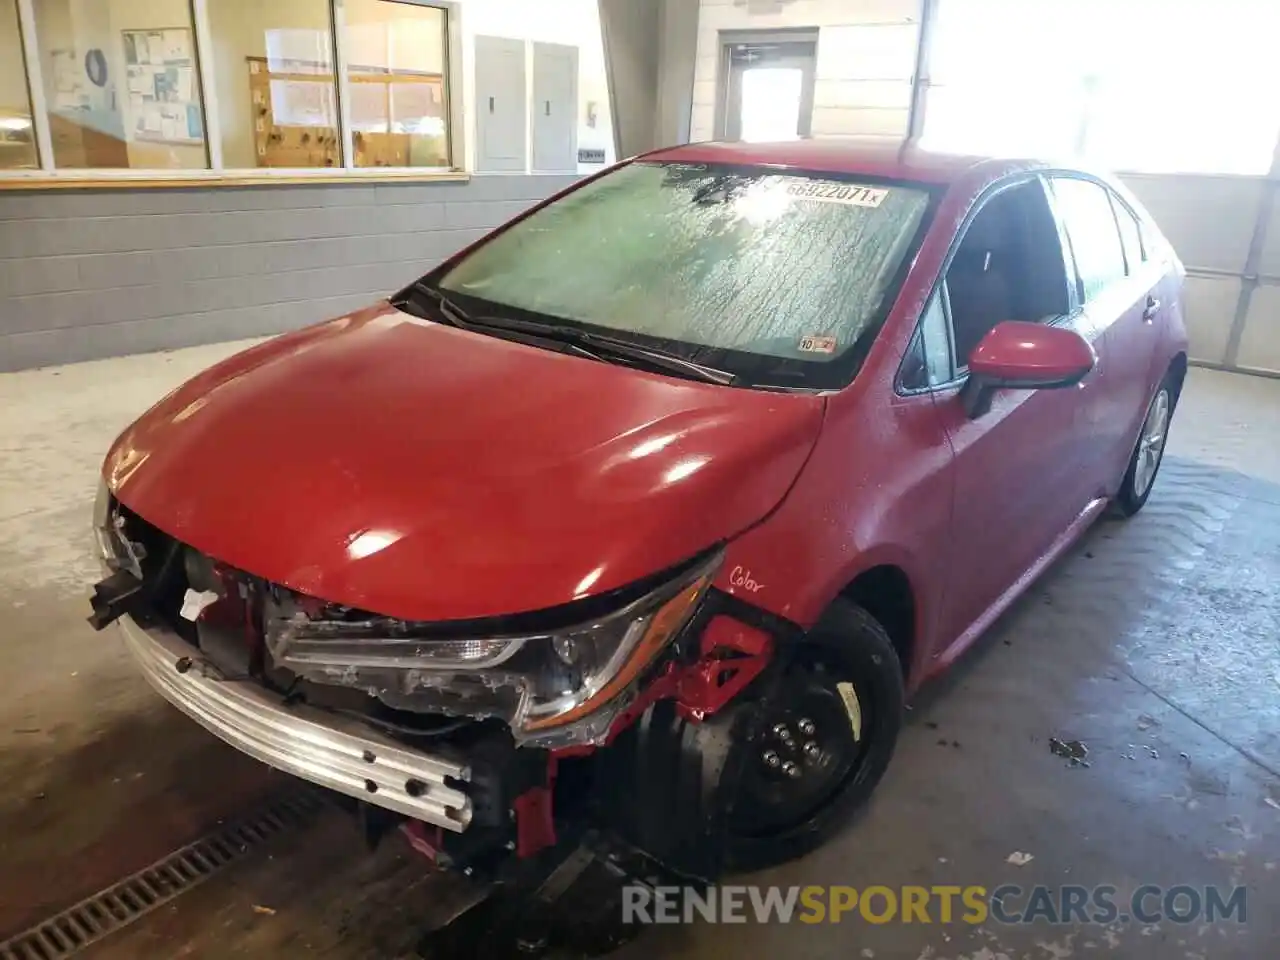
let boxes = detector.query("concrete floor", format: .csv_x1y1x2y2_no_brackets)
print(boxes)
1,345,1278,959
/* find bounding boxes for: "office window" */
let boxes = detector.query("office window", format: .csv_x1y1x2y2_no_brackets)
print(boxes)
343,0,450,168
207,0,340,168
32,0,208,169
0,0,37,169
0,0,485,182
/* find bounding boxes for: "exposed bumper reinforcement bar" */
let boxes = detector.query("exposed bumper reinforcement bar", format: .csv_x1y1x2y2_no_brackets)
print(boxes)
117,615,473,831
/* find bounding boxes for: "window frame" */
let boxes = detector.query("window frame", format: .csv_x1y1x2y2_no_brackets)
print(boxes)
1,0,466,187
1108,190,1148,277
895,172,1076,396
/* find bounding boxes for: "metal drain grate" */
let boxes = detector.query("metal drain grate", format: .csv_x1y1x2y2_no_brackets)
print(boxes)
0,788,326,960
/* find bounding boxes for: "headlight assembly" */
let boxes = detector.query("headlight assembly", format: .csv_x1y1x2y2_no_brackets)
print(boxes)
264,552,723,747
93,479,145,578
516,558,718,736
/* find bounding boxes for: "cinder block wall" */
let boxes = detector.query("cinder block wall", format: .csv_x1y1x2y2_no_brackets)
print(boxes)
0,175,577,372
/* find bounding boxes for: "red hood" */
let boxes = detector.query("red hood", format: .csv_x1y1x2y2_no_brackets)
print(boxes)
106,303,824,621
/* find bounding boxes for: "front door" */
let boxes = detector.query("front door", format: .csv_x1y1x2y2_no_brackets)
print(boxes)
925,178,1092,655
718,36,817,142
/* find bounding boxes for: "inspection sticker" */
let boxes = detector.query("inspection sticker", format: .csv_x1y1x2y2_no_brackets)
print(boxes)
798,334,838,354
786,182,888,207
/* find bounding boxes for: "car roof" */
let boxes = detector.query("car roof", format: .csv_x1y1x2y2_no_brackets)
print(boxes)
644,138,1046,186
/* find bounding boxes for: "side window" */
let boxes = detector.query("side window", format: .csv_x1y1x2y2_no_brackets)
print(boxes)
1110,193,1146,275
901,293,955,391
944,179,1070,370
1051,177,1127,301
920,293,954,385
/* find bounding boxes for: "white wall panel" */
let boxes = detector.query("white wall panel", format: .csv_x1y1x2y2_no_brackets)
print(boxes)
1236,286,1280,373
692,77,718,115
699,0,917,27
598,0,659,158
814,24,918,79
1254,196,1280,279
814,78,913,110
473,36,528,173
1120,175,1263,274
655,0,701,146
690,102,716,142
531,42,579,173
1181,275,1242,365
812,105,909,138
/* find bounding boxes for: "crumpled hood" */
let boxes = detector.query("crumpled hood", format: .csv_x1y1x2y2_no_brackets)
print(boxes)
106,303,825,622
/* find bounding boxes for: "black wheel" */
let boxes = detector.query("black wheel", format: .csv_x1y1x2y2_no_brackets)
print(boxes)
722,601,904,872
1113,373,1176,517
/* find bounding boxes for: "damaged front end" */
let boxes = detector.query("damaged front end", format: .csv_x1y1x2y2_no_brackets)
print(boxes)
91,481,779,880
261,553,717,750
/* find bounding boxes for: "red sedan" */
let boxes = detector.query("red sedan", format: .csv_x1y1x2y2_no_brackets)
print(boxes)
91,139,1187,881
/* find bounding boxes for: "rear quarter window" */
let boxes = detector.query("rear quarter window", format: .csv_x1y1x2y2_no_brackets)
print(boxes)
1111,195,1146,275
1051,177,1127,301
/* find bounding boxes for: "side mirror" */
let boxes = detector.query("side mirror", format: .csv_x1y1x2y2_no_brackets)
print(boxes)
961,321,1096,418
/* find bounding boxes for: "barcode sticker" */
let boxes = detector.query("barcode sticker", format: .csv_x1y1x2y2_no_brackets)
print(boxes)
787,182,889,208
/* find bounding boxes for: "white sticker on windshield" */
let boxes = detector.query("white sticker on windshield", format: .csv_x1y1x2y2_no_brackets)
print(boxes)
798,334,838,354
786,182,888,208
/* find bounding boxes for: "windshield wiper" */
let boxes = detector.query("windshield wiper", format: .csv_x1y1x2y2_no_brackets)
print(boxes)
572,330,738,386
460,314,737,386
400,281,738,387
401,281,617,365
400,280,471,327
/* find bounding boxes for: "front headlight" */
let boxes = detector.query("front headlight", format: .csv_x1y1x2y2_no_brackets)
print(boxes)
515,558,718,736
265,552,722,746
93,478,145,578
93,479,114,570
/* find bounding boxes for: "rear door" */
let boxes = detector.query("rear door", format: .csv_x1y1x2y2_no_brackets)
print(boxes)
1047,176,1162,491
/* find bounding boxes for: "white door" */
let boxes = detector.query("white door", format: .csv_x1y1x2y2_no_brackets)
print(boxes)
719,38,816,142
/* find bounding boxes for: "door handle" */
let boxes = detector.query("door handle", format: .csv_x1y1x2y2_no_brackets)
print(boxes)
1142,296,1161,322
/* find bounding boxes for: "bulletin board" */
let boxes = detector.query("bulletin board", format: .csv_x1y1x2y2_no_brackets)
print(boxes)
246,57,446,168
121,27,203,145
247,58,341,168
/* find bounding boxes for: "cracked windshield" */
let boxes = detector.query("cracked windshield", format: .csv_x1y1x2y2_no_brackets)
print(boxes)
438,161,931,369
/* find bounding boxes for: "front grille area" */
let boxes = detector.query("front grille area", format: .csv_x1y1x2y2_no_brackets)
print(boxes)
108,500,515,743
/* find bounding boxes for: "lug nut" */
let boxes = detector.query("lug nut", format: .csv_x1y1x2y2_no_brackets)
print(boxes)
804,741,821,759
799,718,815,736
762,750,781,768
782,761,802,779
